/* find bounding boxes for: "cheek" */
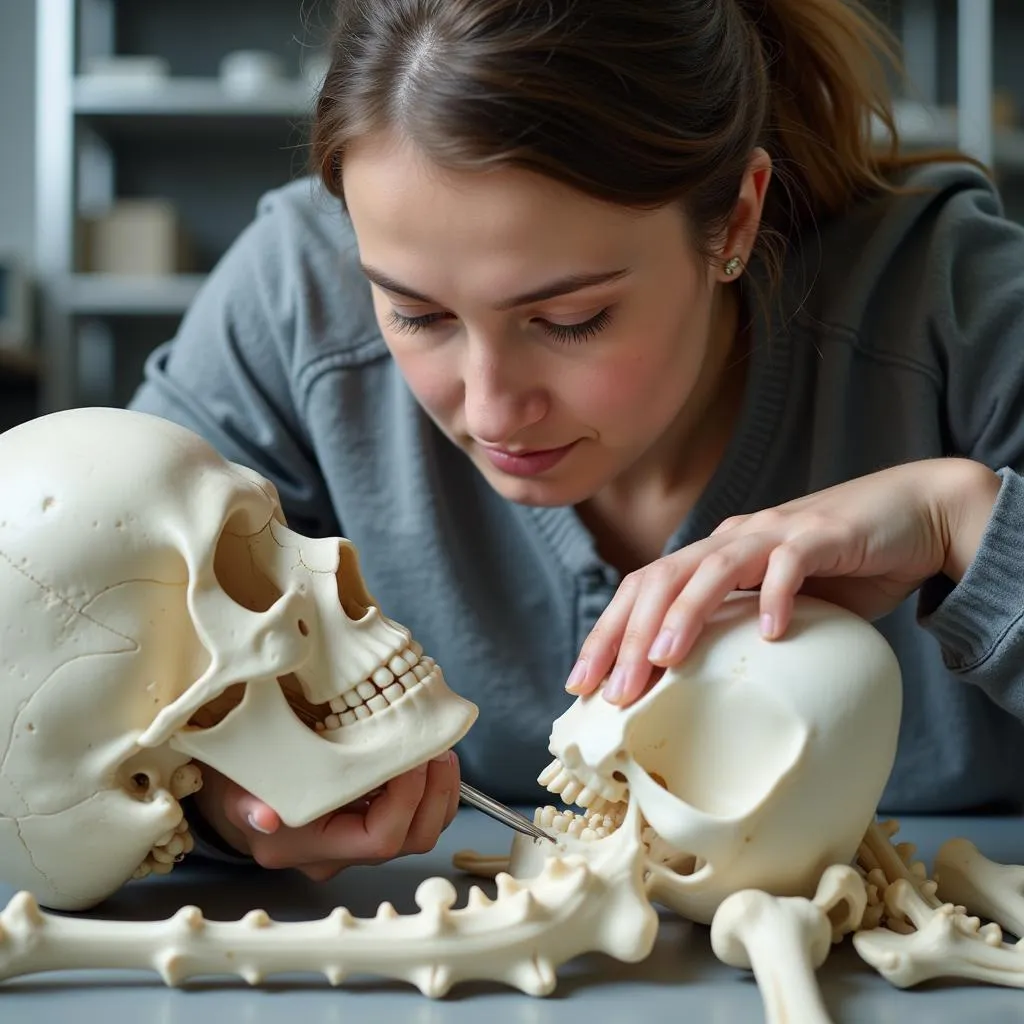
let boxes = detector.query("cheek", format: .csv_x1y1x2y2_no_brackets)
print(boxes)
388,347,461,422
566,310,708,424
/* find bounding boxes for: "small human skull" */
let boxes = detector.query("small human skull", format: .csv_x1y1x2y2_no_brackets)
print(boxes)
524,593,902,924
0,408,477,910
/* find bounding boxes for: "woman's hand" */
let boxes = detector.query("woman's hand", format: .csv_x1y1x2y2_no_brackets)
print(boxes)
192,751,461,881
566,458,1001,707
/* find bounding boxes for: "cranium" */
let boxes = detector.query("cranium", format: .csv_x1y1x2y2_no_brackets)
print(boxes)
516,592,904,924
0,407,477,910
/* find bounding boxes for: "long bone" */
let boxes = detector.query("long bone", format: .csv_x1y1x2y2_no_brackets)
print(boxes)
0,801,657,997
934,838,1024,940
710,864,867,1024
853,877,1014,989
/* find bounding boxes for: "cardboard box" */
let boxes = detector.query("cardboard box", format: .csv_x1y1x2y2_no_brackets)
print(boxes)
80,199,192,275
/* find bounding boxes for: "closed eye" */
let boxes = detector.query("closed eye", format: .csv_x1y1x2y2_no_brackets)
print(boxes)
541,308,613,344
385,307,614,344
385,310,451,334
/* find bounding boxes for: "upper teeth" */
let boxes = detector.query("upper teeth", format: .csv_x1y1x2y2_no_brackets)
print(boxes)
315,641,434,732
538,756,622,815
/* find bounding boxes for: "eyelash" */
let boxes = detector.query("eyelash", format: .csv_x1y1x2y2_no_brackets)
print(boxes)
384,308,614,344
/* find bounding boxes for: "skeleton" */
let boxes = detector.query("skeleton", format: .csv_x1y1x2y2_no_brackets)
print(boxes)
1,408,1024,1020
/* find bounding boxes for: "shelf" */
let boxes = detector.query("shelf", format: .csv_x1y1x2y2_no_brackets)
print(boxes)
57,274,206,315
74,76,315,118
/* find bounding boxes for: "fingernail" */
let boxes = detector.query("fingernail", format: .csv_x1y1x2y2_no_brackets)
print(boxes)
603,666,626,702
246,811,273,835
565,659,587,693
432,750,451,763
760,613,775,639
648,628,674,661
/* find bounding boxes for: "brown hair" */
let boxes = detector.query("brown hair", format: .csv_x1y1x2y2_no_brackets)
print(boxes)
311,0,944,279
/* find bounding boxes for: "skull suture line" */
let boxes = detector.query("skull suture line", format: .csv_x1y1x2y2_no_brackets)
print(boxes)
0,407,477,911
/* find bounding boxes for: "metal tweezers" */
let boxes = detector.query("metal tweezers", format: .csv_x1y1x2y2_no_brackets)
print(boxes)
459,781,556,843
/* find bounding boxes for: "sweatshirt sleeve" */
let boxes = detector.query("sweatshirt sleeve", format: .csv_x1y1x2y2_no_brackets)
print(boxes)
913,171,1024,718
127,185,339,539
918,468,1024,718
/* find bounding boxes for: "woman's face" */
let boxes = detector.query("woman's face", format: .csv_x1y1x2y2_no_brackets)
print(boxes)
342,131,745,508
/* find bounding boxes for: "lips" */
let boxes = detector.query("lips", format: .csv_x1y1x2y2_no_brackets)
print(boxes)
479,441,577,477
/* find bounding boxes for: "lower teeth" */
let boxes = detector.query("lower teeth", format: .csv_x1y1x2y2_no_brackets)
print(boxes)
533,804,619,841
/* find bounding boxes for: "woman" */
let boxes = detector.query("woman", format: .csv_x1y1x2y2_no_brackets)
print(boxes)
130,0,1024,879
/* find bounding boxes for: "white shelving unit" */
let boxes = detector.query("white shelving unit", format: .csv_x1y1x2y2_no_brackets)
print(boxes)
73,76,313,118
34,0,321,410
29,0,1020,412
57,273,206,316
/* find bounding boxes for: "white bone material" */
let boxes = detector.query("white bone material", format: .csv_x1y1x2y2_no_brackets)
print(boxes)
0,800,657,996
541,592,903,924
710,864,867,1024
0,407,477,910
853,878,1016,989
934,838,1024,939
16,408,1024,1012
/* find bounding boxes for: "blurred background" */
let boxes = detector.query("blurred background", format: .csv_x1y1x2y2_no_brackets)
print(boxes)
0,0,1021,432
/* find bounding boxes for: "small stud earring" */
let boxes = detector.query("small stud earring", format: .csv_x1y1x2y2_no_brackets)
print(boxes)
723,255,743,277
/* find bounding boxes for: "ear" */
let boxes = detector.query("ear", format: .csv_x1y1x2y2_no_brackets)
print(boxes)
715,147,772,283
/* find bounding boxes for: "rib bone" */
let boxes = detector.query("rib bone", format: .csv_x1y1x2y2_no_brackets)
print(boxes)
710,864,866,1024
855,819,940,931
0,802,657,997
934,838,1024,939
853,877,1014,989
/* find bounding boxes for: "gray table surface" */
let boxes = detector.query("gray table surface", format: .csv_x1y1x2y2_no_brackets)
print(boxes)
2,808,1024,1023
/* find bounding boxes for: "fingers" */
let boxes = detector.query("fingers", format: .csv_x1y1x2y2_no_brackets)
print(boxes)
403,751,461,854
756,540,812,639
442,750,462,828
608,535,768,705
573,523,851,708
241,798,281,837
565,575,636,697
230,754,461,872
650,533,776,669
295,753,461,882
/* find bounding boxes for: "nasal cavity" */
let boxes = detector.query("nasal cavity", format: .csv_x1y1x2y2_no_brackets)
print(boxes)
337,543,374,620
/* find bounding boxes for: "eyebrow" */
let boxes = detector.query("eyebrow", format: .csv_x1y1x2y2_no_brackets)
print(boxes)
359,264,631,310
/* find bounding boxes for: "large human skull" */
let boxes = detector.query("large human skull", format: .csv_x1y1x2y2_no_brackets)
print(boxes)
518,593,902,924
0,408,477,910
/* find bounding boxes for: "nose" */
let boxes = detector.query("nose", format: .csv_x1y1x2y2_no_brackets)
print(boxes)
462,336,547,444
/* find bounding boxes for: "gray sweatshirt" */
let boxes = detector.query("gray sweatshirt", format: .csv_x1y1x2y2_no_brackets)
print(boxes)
129,161,1024,816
